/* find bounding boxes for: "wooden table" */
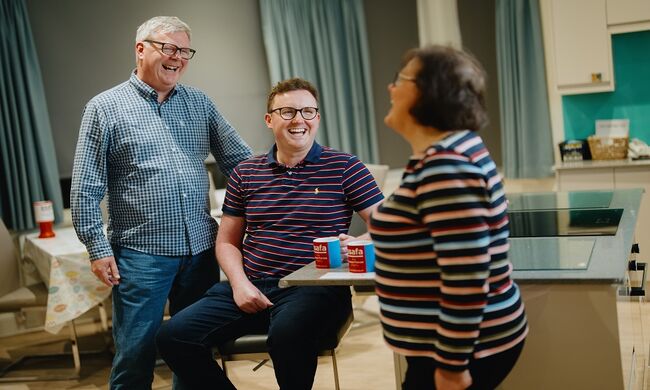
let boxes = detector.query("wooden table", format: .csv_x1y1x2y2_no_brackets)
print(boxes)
279,262,374,288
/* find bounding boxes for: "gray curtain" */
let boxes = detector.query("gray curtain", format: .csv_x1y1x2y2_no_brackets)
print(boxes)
0,0,63,230
495,0,553,178
259,0,379,163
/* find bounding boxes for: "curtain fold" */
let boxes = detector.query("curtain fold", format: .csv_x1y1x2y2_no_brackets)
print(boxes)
496,0,553,178
0,0,63,230
259,0,379,163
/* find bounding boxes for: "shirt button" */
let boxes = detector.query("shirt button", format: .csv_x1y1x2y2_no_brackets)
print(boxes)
171,148,177,152
182,193,187,198
288,171,293,175
178,170,183,174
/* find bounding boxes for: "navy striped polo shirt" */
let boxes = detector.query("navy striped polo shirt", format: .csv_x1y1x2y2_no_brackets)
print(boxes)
222,142,384,279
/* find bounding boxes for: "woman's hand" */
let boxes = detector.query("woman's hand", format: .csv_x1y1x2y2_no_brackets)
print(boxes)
338,233,355,261
434,368,472,390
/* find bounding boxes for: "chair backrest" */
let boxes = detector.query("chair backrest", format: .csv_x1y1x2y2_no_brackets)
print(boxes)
347,163,390,237
364,164,390,192
0,219,20,296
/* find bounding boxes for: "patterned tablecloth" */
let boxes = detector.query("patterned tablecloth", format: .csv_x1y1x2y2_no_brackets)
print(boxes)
22,227,112,334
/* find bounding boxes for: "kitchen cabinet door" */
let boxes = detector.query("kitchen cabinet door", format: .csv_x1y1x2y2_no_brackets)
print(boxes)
550,0,614,94
555,167,615,191
607,0,650,26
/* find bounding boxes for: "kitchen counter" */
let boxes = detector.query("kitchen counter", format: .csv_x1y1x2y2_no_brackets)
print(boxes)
554,158,650,170
500,189,645,390
510,188,642,283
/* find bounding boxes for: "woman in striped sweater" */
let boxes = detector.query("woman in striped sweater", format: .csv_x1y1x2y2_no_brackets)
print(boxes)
369,46,528,390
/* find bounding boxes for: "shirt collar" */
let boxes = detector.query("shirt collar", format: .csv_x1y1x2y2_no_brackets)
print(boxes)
266,142,323,167
129,70,178,100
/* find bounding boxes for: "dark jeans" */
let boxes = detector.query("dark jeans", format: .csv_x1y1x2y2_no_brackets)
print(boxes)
109,246,220,390
402,341,525,390
156,278,352,390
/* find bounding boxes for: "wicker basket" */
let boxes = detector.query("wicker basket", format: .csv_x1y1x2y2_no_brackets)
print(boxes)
587,136,628,160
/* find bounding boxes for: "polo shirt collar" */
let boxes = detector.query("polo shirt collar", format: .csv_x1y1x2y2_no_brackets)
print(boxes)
129,70,178,100
267,142,323,167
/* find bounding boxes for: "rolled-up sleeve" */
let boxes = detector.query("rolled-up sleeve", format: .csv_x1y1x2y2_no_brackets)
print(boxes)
207,100,252,178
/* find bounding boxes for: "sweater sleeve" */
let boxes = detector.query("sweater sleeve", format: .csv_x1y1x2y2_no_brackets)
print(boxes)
415,151,492,371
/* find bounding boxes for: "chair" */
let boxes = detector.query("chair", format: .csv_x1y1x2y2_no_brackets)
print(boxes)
0,218,81,382
346,164,389,323
215,310,354,390
347,164,390,237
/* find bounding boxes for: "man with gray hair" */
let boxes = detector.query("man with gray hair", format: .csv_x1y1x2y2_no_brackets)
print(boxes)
71,16,252,388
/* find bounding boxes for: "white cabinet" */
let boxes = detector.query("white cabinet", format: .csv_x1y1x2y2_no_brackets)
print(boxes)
549,0,614,94
607,0,650,26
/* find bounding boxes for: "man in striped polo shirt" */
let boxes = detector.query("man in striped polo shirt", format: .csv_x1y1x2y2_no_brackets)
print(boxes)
157,78,384,389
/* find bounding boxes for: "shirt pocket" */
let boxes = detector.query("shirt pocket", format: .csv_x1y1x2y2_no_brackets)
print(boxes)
110,118,167,168
169,109,210,159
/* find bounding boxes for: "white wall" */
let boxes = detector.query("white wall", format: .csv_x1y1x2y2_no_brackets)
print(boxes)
26,0,426,179
26,0,274,178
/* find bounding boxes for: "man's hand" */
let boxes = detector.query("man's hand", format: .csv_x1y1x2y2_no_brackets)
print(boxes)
434,368,472,390
91,256,121,287
232,280,273,314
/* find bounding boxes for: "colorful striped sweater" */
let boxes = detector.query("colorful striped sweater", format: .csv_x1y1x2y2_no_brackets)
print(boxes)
369,130,528,371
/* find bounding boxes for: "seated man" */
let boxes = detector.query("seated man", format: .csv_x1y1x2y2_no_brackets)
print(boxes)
156,77,384,389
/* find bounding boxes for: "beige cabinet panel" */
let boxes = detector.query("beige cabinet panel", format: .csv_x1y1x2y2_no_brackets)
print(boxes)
607,0,650,25
550,0,613,93
556,168,615,190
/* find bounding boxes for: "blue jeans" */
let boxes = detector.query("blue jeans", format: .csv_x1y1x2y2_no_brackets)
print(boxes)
109,246,220,390
156,278,352,390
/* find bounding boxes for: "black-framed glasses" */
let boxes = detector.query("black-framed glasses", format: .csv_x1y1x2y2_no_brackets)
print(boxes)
269,106,319,120
392,72,416,86
144,40,196,60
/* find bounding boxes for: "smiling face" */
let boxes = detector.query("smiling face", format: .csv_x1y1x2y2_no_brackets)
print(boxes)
265,89,320,160
384,58,421,134
135,31,190,100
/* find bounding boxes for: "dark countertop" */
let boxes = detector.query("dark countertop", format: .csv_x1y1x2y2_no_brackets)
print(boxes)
510,188,642,283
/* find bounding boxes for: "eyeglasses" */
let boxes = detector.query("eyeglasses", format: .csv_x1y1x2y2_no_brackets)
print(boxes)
269,107,319,120
144,40,196,60
392,72,416,86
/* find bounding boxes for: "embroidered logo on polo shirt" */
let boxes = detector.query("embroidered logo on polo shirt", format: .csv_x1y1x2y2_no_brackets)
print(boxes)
315,188,319,195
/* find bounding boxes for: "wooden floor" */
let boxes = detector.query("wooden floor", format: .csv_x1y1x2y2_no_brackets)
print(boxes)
0,297,395,390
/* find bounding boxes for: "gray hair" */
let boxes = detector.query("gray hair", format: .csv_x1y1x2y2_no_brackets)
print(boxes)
135,16,191,42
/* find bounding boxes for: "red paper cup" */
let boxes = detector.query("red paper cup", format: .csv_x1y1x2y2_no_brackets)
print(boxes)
313,237,342,268
348,240,375,273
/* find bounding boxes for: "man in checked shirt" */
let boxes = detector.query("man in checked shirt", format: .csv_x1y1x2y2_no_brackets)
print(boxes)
70,16,252,389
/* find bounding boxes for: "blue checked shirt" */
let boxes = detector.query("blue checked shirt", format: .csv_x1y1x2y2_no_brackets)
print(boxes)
71,72,252,261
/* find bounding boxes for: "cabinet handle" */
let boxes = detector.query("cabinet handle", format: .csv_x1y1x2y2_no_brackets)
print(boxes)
591,73,603,83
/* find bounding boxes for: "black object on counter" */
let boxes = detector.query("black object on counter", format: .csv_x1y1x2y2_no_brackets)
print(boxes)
508,208,623,237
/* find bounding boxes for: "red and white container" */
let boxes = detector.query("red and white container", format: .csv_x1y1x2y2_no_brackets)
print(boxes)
33,200,55,238
348,240,375,273
313,237,342,269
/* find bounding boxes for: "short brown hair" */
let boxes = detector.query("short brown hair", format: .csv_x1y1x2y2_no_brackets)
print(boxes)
266,78,319,112
404,45,488,131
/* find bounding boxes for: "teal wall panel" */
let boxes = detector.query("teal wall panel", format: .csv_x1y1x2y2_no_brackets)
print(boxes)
562,30,650,142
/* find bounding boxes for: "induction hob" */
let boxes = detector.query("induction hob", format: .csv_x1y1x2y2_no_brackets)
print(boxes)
508,208,624,237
